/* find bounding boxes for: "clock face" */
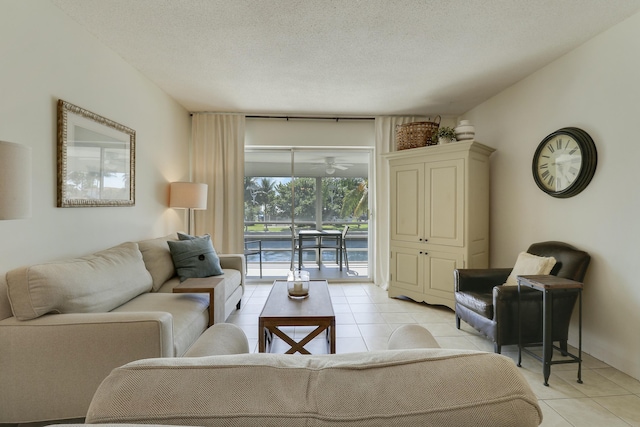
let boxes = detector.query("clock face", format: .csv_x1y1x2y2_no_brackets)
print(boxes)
535,135,582,192
532,127,597,198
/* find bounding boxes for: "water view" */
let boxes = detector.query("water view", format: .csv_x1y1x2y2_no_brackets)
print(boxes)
245,237,369,263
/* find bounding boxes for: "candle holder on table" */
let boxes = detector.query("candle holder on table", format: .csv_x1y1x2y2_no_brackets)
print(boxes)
287,270,310,299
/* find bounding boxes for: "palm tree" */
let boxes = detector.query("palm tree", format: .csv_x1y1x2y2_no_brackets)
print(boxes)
243,177,259,221
244,177,258,203
341,179,368,220
255,178,276,228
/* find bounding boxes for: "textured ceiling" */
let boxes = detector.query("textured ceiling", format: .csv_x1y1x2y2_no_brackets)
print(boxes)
51,0,640,116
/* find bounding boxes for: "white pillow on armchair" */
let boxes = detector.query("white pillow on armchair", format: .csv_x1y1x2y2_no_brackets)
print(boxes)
503,252,556,286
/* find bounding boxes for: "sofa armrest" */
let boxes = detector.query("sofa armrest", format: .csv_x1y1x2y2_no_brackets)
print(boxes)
0,312,174,423
388,325,440,349
454,268,512,293
183,323,249,357
219,254,245,279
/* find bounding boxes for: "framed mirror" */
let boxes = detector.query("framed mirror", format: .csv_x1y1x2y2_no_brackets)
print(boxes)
57,100,135,207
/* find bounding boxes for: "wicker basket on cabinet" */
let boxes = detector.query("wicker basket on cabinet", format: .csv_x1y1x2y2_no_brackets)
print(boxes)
395,116,441,150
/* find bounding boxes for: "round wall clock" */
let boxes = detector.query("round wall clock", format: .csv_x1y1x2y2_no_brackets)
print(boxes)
532,127,597,198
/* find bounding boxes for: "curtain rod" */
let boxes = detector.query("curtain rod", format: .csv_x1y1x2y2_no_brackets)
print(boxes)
188,113,375,121
246,115,374,121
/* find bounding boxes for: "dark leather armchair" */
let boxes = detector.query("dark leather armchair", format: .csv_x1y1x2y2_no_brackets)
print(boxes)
455,241,590,353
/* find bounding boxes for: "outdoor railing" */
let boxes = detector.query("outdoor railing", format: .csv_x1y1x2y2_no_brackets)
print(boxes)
244,221,369,264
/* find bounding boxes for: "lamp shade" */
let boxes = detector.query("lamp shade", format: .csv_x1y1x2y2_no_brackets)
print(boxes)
169,182,208,209
0,141,32,220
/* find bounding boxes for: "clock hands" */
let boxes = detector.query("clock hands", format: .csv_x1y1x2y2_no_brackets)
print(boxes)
541,148,581,191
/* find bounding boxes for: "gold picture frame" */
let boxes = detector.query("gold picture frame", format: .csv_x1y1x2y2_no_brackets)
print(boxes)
57,100,135,207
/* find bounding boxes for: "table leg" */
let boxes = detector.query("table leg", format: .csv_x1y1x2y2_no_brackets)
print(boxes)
207,290,215,327
517,282,522,367
329,319,336,353
577,289,583,384
258,319,266,353
542,289,553,386
316,236,322,268
339,236,343,271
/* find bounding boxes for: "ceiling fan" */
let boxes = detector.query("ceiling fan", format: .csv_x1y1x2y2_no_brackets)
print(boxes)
312,157,353,175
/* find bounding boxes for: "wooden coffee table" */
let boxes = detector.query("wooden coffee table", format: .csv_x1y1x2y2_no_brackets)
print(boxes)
259,280,336,354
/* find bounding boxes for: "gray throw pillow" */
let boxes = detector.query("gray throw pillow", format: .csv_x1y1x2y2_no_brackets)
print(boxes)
167,234,223,281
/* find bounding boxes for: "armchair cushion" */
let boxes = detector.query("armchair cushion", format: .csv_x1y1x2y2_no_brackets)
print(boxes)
503,252,556,286
455,290,493,319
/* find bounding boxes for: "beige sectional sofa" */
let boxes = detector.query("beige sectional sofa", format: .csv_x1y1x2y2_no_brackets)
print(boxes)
84,324,543,427
0,234,245,424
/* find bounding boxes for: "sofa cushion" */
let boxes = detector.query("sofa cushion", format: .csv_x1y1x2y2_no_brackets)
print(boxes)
86,349,542,427
112,292,208,356
137,234,178,291
503,252,556,286
168,234,223,281
6,242,152,321
0,276,13,321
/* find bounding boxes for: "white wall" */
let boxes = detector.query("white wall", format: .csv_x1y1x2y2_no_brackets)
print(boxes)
463,11,640,380
0,0,191,273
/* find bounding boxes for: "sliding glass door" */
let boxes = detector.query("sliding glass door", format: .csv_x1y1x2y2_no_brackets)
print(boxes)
244,147,371,281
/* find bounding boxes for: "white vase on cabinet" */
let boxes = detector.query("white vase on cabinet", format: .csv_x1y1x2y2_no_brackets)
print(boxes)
454,120,475,141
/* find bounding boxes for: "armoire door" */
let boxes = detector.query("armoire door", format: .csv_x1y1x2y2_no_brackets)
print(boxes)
423,249,464,305
390,245,424,294
389,163,424,244
424,158,464,247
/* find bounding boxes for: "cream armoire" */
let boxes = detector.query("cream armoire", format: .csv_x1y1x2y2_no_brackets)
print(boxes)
384,141,495,310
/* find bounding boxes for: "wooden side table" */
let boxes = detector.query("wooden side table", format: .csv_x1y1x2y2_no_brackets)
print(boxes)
172,276,225,326
517,275,583,386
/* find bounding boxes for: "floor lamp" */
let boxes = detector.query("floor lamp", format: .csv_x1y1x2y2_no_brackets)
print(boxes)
169,182,208,235
0,141,32,220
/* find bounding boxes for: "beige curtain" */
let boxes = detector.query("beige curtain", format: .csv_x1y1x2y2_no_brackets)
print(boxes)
191,113,245,254
373,116,427,290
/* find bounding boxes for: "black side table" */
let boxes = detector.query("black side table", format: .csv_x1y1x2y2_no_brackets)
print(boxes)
517,275,584,386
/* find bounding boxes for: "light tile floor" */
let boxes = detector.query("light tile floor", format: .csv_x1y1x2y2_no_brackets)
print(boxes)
229,282,640,427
